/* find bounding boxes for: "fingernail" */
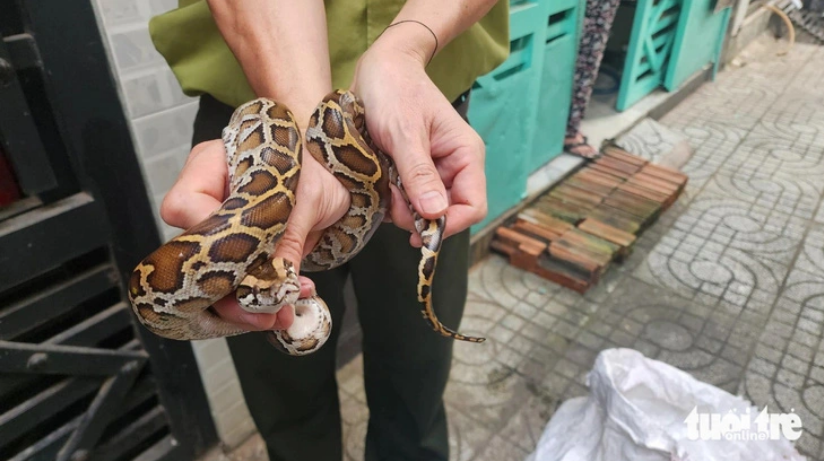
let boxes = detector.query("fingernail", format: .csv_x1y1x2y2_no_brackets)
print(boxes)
419,191,447,215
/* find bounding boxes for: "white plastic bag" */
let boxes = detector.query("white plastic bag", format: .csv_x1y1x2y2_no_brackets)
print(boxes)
526,348,806,461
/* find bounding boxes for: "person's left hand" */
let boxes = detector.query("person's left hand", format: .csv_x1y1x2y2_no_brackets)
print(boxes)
351,27,487,246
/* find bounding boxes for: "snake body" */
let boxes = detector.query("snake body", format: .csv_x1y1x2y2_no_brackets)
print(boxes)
129,90,484,355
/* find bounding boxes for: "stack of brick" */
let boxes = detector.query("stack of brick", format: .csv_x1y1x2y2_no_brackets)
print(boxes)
491,146,688,293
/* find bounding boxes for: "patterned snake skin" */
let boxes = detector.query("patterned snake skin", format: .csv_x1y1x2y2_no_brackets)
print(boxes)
128,90,485,356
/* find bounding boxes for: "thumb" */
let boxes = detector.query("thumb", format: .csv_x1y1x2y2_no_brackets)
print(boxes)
390,135,448,220
272,207,313,275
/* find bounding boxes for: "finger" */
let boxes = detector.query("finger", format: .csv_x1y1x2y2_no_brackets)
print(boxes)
304,155,351,232
408,233,423,248
388,184,416,232
386,185,424,248
270,159,325,274
299,276,316,298
441,162,487,238
304,230,323,257
274,305,295,330
273,212,312,275
212,297,295,331
387,126,449,221
443,204,485,238
161,140,228,229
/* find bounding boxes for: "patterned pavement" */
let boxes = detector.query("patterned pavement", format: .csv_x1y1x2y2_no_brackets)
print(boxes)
334,37,824,461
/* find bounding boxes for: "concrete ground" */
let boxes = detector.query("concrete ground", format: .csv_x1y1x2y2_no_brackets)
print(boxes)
336,36,824,461
203,35,824,461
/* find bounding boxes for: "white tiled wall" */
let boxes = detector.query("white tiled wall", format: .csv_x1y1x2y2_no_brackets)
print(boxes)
90,0,256,449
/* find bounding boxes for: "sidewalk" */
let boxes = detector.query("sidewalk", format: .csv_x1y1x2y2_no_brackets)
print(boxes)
336,35,824,461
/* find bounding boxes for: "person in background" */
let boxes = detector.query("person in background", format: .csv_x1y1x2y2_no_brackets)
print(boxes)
563,0,622,159
147,1,509,460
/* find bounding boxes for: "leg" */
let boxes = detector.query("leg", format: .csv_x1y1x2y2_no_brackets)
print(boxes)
347,89,473,461
225,267,348,461
192,94,348,461
350,226,470,461
565,0,622,158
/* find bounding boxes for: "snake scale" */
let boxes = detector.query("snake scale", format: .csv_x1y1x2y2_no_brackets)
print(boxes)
129,90,485,356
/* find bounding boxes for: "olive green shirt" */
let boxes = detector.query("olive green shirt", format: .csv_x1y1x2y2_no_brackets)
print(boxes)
149,0,510,108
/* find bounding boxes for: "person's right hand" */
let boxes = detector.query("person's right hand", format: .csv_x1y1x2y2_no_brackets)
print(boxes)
194,0,340,332
161,136,350,333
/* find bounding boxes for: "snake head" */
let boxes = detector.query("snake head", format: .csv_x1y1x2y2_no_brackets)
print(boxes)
235,258,300,314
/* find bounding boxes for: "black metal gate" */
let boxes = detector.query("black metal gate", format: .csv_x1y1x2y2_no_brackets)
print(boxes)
0,1,217,460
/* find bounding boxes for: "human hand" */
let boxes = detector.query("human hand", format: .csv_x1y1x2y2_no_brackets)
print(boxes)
161,136,349,332
351,27,488,247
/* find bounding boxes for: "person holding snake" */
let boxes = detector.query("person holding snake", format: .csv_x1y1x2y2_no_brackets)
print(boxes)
135,0,509,459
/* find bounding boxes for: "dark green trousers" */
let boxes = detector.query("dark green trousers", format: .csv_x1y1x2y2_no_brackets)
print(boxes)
192,93,472,461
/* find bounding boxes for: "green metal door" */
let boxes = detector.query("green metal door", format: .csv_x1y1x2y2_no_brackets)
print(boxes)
529,0,580,172
665,0,732,89
469,1,544,233
616,0,683,111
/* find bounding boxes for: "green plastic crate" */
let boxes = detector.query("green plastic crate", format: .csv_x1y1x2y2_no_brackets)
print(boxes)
469,1,545,233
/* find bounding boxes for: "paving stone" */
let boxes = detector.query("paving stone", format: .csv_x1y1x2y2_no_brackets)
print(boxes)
598,310,622,326
756,343,785,364
812,366,824,385
773,308,799,326
783,354,812,376
767,321,796,339
796,436,822,461
501,314,527,332
445,408,498,461
788,342,816,362
563,382,589,400
563,344,598,369
720,344,750,367
749,357,778,378
512,301,540,320
575,331,604,350
553,358,581,380
609,330,637,347
541,332,571,354
546,325,578,346
678,313,706,334
804,309,824,323
521,324,549,343
695,335,724,354
586,320,613,338
633,339,661,358
777,369,806,389
476,436,531,461
498,393,558,453
804,385,824,421
496,346,525,371
540,372,571,398
523,290,550,309
795,329,820,349
488,324,517,344
508,335,535,355
516,358,552,384
541,302,571,319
